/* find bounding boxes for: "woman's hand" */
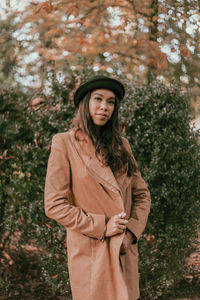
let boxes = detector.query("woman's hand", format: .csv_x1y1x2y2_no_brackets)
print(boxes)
105,212,128,237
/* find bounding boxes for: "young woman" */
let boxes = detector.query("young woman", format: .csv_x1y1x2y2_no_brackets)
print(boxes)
44,75,151,300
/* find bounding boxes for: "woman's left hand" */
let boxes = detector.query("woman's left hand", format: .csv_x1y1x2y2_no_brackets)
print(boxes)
105,212,128,237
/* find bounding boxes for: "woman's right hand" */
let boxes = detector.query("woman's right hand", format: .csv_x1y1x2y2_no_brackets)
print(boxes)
105,212,128,237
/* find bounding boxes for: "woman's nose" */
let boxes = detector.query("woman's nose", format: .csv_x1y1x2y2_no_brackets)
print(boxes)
100,101,107,110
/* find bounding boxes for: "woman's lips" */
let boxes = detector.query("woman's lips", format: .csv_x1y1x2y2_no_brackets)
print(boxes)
96,113,107,119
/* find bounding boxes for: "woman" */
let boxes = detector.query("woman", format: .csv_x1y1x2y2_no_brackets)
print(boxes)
44,75,151,300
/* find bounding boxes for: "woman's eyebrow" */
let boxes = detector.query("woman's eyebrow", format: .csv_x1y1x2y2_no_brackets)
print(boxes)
93,92,115,99
93,92,103,96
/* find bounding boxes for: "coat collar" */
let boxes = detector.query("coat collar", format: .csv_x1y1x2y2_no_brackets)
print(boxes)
69,129,125,196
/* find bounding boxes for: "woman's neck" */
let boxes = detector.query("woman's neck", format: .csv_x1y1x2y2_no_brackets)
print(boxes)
94,125,101,135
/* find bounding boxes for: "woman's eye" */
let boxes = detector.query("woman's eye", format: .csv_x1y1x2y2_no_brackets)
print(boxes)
94,97,102,101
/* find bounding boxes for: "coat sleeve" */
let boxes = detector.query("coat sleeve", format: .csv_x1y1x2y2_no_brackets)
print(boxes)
44,134,105,240
122,138,151,243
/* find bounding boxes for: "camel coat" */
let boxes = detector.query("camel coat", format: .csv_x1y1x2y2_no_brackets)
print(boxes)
44,129,151,300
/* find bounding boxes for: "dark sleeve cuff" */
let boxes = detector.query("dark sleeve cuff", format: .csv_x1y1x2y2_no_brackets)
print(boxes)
126,228,137,244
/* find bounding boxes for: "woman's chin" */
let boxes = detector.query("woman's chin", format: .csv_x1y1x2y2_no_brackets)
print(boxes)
93,120,107,126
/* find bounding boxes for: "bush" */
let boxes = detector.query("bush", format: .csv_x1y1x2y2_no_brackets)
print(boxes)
0,81,75,299
0,70,199,299
121,81,200,298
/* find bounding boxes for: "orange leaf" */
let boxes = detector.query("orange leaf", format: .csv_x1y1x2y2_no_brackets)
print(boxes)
3,251,13,265
30,97,44,106
0,149,8,159
45,222,52,229
51,274,59,279
132,39,138,47
187,50,191,57
35,1,55,14
79,38,84,45
152,16,158,22
46,28,62,37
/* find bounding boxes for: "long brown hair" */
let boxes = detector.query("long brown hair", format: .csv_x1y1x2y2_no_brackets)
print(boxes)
72,92,137,176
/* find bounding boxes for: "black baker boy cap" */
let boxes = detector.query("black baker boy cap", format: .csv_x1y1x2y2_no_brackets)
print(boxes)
73,75,125,107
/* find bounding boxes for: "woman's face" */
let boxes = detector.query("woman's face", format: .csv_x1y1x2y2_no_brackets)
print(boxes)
89,89,115,126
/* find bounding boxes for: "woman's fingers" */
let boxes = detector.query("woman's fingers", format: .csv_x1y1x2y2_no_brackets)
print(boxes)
105,212,129,237
118,224,127,230
118,218,128,225
118,212,126,218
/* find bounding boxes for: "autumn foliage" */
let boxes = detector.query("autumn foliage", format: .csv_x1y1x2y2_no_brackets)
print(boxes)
9,0,199,89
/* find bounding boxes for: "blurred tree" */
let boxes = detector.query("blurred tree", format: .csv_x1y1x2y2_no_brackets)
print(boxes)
0,15,21,87
15,0,200,87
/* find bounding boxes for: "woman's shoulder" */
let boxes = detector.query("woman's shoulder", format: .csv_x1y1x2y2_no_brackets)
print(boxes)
52,129,74,139
51,129,74,145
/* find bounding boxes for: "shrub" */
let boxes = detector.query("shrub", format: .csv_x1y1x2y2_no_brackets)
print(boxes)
122,80,200,298
0,82,75,298
0,70,199,299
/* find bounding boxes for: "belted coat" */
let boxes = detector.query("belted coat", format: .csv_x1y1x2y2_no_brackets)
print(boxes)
44,128,151,300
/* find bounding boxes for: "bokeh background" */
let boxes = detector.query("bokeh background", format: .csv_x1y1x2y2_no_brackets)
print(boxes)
0,1,200,299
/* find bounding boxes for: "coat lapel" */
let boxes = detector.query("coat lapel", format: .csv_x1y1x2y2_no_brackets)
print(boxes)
116,169,132,192
69,130,123,197
87,153,122,196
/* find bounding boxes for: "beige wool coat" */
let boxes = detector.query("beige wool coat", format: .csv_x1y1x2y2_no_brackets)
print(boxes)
44,128,151,300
